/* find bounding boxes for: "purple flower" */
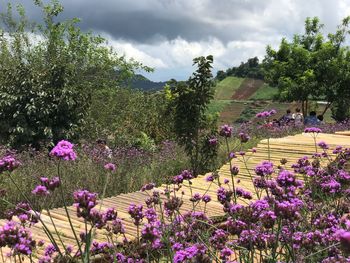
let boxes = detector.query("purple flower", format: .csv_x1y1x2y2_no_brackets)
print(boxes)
217,187,232,204
104,163,116,172
40,177,60,191
220,247,233,260
73,190,98,219
304,127,322,133
32,185,49,196
173,169,193,184
317,141,329,150
229,152,237,159
190,193,201,202
208,137,218,146
144,208,158,223
101,207,117,221
109,218,125,235
277,170,298,187
320,179,341,194
115,253,126,261
256,109,276,118
205,174,214,182
0,221,36,256
235,187,252,200
0,155,20,174
44,244,56,256
230,165,239,175
128,204,144,226
50,140,77,161
255,161,274,177
141,183,155,191
219,124,233,137
202,194,211,203
239,132,250,143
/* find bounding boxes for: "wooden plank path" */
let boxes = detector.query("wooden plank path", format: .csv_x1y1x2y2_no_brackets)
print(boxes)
1,132,350,262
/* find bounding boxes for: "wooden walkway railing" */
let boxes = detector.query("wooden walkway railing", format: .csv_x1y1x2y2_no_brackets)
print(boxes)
1,132,350,262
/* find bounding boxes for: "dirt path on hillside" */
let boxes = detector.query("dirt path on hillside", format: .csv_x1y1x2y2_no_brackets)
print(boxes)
231,78,264,100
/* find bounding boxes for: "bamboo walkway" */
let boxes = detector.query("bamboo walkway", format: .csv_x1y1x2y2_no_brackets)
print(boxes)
1,132,350,262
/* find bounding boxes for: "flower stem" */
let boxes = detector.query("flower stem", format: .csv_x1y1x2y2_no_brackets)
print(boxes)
56,161,83,257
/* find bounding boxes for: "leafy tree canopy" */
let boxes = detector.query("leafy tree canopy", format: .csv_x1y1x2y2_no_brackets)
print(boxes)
0,0,148,149
263,16,350,120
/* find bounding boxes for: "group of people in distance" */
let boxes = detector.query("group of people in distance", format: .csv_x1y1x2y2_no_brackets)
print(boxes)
276,108,324,126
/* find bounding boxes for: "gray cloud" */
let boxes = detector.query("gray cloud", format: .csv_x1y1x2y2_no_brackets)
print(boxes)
1,0,350,80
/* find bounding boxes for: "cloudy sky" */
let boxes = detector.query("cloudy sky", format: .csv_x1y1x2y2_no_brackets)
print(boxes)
1,0,350,81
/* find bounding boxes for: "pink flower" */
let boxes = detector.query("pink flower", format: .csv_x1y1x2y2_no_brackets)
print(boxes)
50,140,77,161
0,155,20,173
104,163,116,172
32,185,50,196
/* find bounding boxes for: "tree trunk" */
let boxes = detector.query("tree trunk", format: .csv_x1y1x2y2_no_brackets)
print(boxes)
321,102,332,116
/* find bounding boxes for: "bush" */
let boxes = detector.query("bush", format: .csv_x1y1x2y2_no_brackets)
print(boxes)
0,1,143,149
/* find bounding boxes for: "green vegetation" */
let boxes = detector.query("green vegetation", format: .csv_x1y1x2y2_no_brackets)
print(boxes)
0,1,148,149
167,55,218,176
216,56,264,81
263,16,350,121
206,99,231,115
250,83,278,100
214,76,244,100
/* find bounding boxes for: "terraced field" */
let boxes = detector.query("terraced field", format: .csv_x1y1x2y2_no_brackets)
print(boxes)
231,78,264,100
211,76,334,125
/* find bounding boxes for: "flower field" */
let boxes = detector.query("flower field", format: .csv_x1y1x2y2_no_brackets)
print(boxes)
0,118,350,262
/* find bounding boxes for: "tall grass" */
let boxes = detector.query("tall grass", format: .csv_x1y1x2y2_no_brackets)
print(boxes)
0,142,189,217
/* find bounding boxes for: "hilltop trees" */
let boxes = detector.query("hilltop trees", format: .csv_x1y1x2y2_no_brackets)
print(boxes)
263,17,350,120
0,0,143,148
216,57,264,80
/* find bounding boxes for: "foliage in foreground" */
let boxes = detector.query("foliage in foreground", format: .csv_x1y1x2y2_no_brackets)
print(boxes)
0,0,147,149
0,112,350,262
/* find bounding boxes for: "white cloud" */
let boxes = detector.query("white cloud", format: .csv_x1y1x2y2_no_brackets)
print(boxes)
4,0,350,81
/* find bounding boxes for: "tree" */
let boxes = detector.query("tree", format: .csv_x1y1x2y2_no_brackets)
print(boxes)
263,16,350,120
215,70,226,81
167,55,218,176
0,1,143,148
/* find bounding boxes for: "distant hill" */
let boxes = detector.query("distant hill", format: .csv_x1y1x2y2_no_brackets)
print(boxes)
126,74,167,91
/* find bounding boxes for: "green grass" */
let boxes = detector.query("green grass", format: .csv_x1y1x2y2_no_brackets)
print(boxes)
250,83,278,100
214,76,244,100
206,100,231,115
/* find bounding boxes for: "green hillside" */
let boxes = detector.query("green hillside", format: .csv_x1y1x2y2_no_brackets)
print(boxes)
210,76,334,125
250,83,278,100
214,76,244,100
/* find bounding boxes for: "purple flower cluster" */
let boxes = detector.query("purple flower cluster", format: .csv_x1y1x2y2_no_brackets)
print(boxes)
208,137,218,146
50,140,77,161
3,132,350,262
32,177,61,197
255,109,276,118
304,127,322,133
104,162,116,172
128,204,144,226
73,190,98,219
0,155,20,173
238,132,250,143
254,161,274,177
0,221,36,256
173,169,193,184
219,124,233,137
